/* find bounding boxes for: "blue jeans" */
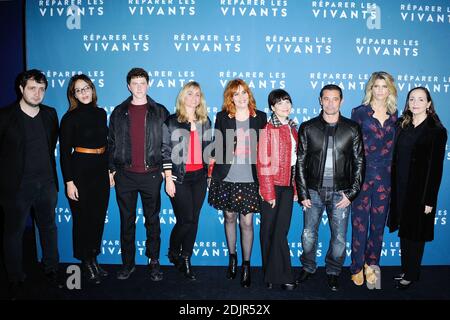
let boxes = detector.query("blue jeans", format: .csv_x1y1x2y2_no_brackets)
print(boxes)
301,188,350,276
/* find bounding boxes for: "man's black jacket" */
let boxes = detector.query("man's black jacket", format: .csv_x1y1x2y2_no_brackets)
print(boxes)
0,102,59,204
108,95,169,172
296,113,364,202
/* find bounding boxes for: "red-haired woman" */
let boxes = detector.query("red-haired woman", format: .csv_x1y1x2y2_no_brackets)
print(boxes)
208,79,266,288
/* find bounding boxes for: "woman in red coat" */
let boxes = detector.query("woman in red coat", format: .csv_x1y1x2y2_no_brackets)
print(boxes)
257,89,298,290
388,87,447,290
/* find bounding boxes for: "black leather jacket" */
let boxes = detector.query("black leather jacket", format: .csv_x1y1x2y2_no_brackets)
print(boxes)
108,95,169,172
296,113,364,201
162,114,213,183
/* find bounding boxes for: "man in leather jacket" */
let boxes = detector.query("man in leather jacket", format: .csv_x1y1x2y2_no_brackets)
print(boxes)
108,68,169,281
295,84,364,291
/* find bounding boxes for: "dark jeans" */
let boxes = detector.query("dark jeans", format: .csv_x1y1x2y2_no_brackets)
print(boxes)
400,237,425,281
301,188,350,276
2,179,59,282
260,186,295,284
169,169,207,257
115,170,163,268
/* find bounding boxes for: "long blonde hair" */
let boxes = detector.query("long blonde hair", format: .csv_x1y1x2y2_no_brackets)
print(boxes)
362,71,397,115
176,81,208,123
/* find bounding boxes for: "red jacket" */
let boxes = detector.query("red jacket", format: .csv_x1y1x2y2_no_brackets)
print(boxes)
257,122,298,201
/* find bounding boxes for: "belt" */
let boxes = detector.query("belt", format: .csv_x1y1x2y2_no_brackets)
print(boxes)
74,146,106,154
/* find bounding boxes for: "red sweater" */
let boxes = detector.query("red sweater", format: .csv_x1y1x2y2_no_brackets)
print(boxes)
127,103,147,173
257,122,298,201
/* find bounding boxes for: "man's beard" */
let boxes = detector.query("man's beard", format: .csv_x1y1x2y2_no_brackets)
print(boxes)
22,96,41,108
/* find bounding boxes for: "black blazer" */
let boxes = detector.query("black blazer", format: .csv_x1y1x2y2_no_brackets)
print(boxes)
0,102,59,204
388,116,447,242
211,109,267,182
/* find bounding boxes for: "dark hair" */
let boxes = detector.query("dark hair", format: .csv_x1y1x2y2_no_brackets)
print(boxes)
268,89,292,107
67,74,98,111
320,84,342,99
19,69,48,90
400,86,441,128
126,67,149,84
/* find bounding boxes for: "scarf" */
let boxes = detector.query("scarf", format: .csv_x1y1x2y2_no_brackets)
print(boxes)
269,113,297,129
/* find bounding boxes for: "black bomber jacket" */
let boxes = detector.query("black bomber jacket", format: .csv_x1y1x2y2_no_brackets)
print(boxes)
108,95,169,172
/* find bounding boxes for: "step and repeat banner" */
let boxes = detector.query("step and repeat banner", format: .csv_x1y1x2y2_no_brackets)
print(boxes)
26,0,449,266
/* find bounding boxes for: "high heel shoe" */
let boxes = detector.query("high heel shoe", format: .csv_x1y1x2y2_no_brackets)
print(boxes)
351,269,364,286
393,273,405,281
240,261,251,288
281,283,297,290
364,264,381,290
396,279,413,290
226,253,237,280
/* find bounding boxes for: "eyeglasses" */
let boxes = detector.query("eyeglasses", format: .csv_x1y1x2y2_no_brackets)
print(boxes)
74,85,92,95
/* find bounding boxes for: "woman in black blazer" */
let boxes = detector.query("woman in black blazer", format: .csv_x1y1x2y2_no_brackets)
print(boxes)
388,87,447,290
208,79,266,288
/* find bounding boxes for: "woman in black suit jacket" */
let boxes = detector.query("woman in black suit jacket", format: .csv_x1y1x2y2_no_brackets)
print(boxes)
388,87,447,289
208,79,266,288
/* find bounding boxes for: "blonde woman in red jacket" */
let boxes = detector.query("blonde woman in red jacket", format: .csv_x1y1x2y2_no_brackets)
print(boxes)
257,89,298,290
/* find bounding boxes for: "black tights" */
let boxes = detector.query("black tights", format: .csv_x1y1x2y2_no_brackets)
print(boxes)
224,211,254,261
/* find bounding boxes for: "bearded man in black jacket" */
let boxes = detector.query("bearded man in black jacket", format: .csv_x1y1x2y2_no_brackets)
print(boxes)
0,69,61,297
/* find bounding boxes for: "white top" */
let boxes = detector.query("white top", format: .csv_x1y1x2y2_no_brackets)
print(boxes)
290,128,297,166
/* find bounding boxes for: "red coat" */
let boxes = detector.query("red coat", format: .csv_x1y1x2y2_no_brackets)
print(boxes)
257,122,298,201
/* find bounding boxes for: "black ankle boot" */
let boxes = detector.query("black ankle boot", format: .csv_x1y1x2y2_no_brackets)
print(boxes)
180,256,196,280
226,253,238,279
91,257,108,277
82,260,100,284
168,249,182,269
240,261,251,288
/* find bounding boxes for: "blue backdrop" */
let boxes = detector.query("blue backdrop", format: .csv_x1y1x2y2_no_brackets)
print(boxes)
26,0,450,267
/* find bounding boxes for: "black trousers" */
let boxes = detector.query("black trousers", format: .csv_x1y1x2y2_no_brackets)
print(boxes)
260,186,295,284
2,179,59,282
68,153,109,261
400,237,425,281
169,169,207,257
115,170,163,267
